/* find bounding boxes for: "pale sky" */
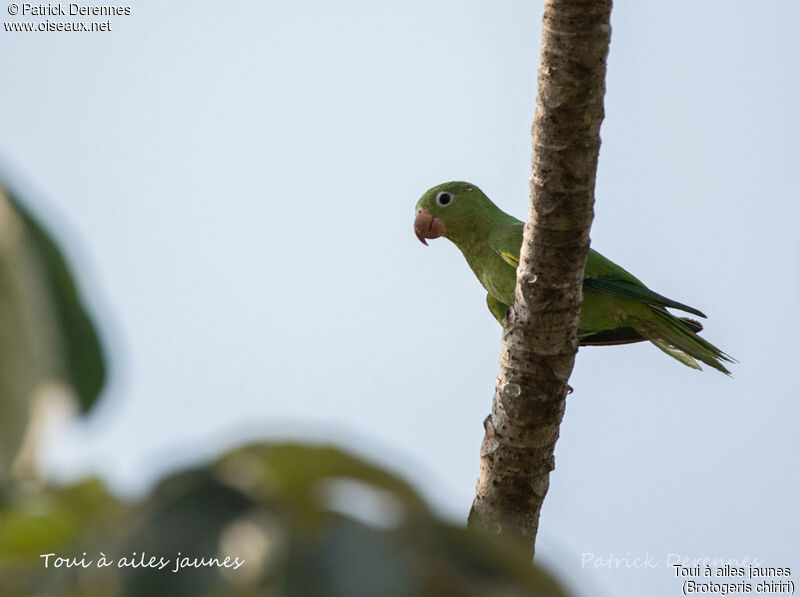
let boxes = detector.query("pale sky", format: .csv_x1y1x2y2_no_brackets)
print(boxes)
2,2,799,595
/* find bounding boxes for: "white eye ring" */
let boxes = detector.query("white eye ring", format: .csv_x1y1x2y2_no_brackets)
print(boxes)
436,191,454,207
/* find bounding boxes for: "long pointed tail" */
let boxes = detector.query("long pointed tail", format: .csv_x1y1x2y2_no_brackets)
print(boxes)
637,308,735,375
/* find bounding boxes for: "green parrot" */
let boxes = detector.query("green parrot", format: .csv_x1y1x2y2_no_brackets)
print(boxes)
414,181,733,374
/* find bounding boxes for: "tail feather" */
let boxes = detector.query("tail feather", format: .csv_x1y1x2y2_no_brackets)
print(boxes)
650,338,702,370
679,318,703,333
637,308,734,375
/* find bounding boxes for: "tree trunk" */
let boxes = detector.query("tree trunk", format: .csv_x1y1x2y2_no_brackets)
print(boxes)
468,0,612,556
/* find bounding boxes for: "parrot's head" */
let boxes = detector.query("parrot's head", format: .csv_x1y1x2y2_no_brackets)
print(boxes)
414,181,496,248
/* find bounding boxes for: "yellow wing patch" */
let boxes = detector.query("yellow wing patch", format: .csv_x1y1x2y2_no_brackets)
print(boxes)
499,251,519,267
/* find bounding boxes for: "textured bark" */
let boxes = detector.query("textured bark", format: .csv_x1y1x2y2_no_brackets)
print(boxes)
468,0,612,555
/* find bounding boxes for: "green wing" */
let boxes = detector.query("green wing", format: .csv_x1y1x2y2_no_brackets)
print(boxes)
488,222,706,319
582,251,706,318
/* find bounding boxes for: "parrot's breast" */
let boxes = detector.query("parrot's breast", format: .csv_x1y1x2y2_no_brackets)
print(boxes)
461,244,517,306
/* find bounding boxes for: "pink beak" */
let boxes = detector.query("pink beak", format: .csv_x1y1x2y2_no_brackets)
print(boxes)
414,208,446,245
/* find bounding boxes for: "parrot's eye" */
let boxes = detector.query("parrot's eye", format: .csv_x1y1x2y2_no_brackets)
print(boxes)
436,191,453,207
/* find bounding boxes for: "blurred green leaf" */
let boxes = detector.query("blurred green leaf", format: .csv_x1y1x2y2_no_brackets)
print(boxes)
0,443,571,597
2,183,106,412
0,180,106,480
